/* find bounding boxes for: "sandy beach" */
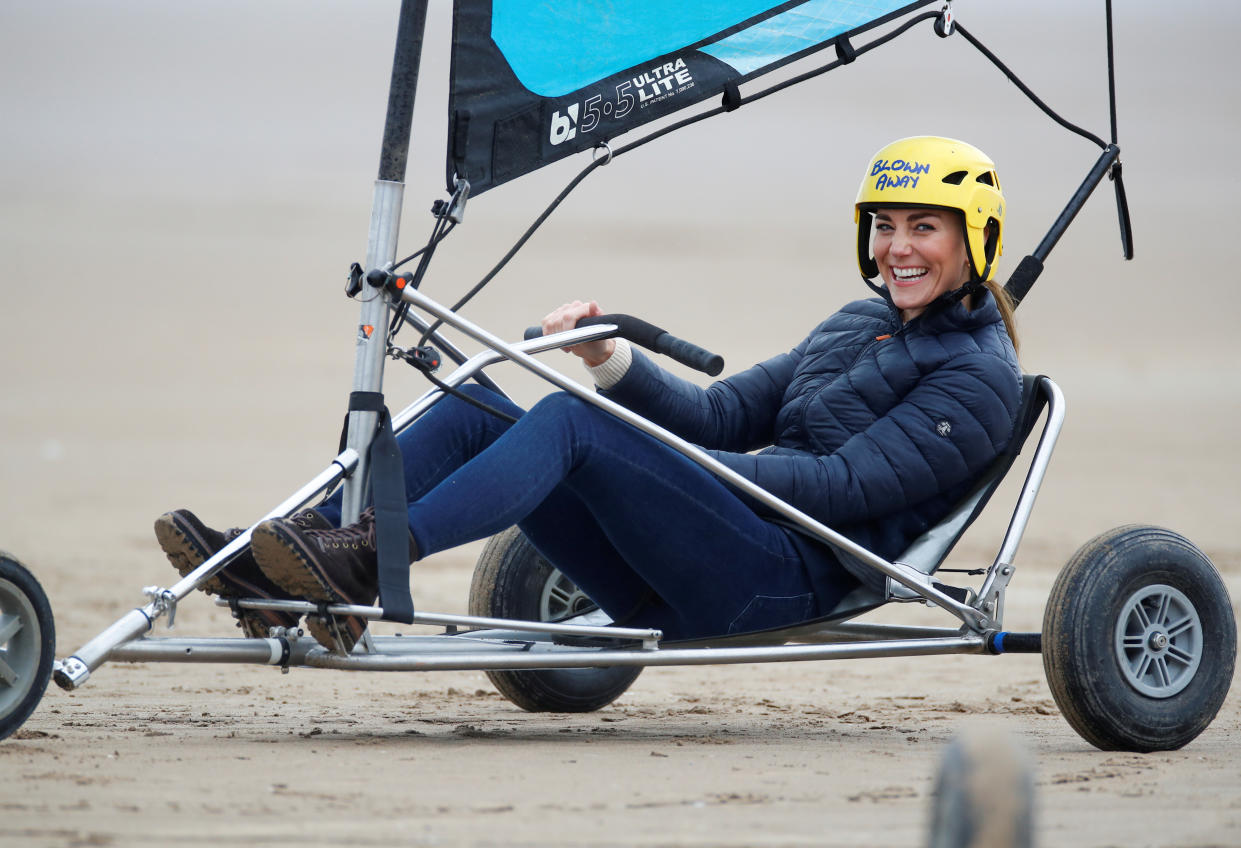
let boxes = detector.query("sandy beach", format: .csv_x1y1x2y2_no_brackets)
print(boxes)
2,1,1239,845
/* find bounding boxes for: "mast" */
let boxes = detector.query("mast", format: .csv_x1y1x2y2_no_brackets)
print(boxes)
341,0,429,524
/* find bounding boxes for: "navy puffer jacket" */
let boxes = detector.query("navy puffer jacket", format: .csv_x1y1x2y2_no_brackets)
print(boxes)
600,291,1022,597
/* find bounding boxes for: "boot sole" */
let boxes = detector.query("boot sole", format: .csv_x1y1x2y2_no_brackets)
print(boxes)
155,512,300,637
251,522,368,652
304,614,365,655
154,513,231,595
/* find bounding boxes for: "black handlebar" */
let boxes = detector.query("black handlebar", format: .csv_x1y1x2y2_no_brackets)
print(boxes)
524,314,725,377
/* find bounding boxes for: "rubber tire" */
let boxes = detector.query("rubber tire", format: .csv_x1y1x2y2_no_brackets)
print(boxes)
928,728,1034,848
1043,525,1236,751
469,527,642,712
0,553,56,741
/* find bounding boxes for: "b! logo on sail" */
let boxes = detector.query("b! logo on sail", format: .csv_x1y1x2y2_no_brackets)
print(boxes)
549,58,695,146
549,104,580,146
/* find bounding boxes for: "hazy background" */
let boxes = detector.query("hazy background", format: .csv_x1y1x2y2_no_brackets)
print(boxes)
2,0,1238,610
3,4,1241,846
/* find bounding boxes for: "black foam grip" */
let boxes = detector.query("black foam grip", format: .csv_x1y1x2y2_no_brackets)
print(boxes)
1003,255,1044,309
998,631,1043,654
524,314,725,376
652,333,725,377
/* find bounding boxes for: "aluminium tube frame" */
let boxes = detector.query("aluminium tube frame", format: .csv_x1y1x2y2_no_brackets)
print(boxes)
107,632,989,674
54,307,1060,687
974,377,1064,625
340,179,405,525
340,0,429,525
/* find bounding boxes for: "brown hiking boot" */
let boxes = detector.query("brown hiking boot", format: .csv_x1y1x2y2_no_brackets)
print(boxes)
154,508,332,638
251,508,414,653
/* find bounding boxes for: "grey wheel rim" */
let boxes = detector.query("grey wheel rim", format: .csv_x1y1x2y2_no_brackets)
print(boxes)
1113,583,1202,698
539,569,593,621
0,577,42,715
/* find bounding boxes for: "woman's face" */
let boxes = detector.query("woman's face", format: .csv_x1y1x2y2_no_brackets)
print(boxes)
872,208,971,322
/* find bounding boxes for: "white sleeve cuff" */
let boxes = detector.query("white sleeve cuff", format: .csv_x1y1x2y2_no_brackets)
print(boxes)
585,338,633,389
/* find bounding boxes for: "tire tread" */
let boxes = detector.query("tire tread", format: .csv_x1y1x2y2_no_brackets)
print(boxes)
469,528,641,713
1042,525,1236,751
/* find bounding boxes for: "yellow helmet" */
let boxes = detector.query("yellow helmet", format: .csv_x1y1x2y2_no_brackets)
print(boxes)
854,136,1005,283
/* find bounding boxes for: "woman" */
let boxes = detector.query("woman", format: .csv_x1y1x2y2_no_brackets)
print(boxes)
155,136,1022,651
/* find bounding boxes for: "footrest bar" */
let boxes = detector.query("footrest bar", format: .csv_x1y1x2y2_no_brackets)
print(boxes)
214,598,662,643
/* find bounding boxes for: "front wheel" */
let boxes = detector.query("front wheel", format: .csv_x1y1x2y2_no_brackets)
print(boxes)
0,553,56,741
1042,525,1236,751
928,728,1034,848
469,527,642,712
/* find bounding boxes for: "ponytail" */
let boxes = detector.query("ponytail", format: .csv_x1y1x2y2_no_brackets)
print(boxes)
982,279,1019,355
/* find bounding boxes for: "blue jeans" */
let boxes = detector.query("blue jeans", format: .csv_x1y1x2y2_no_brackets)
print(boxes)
318,385,846,640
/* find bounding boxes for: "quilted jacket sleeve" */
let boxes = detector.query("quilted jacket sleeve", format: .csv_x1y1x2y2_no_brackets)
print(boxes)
707,352,1020,526
600,333,814,452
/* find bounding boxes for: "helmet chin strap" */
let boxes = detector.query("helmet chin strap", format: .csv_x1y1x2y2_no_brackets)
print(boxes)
862,273,891,302
936,276,984,308
926,258,988,312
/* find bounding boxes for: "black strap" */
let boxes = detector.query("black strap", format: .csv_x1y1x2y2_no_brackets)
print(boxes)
369,405,415,624
338,390,383,453
341,391,415,624
1111,161,1134,260
451,109,471,180
721,81,742,112
835,37,856,64
348,391,385,414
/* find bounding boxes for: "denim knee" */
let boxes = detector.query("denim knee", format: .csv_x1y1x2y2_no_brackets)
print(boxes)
527,390,587,417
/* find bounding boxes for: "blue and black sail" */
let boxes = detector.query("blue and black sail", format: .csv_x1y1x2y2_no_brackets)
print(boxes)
448,0,936,194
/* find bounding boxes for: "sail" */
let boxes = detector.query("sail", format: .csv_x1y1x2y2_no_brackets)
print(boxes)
448,0,936,194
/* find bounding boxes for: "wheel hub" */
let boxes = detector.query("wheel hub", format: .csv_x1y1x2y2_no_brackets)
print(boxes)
1114,583,1202,699
539,569,594,621
0,577,41,715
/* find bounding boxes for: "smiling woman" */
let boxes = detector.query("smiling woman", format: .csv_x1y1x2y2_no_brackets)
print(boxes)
872,209,971,321
856,136,1020,349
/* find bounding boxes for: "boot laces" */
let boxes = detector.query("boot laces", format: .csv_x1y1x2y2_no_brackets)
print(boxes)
291,510,322,530
311,511,375,553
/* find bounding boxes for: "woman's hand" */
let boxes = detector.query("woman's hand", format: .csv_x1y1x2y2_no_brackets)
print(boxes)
541,300,616,367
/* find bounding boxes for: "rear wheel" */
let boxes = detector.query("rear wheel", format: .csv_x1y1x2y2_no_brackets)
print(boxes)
469,527,641,712
1042,525,1236,751
0,553,55,741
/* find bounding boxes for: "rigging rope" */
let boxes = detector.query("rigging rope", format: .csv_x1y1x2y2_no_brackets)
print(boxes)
1106,0,1119,146
953,23,1107,150
386,215,456,346
417,157,609,347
